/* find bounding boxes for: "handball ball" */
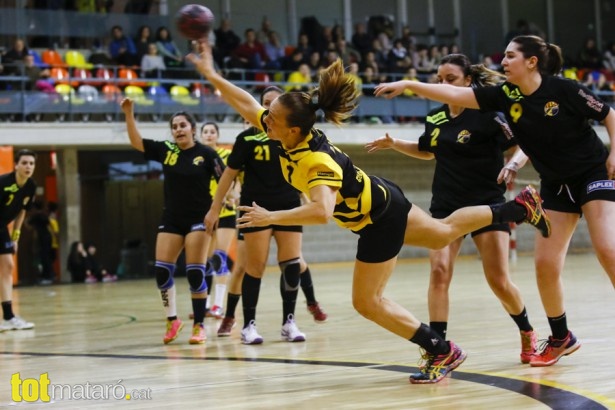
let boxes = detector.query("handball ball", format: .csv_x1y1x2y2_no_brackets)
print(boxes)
175,4,214,40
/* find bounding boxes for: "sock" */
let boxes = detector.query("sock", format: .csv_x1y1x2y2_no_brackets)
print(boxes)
510,307,533,332
300,268,317,305
205,275,214,307
191,297,206,324
214,283,227,308
490,201,526,224
429,321,448,340
548,313,569,340
242,273,261,328
225,293,240,319
160,286,177,319
410,323,450,356
1,301,14,321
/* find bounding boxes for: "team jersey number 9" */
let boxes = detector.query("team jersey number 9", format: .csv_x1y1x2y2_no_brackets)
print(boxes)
509,103,522,123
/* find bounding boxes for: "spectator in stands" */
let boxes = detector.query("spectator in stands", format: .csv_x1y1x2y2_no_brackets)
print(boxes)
398,26,417,54
213,19,241,69
155,26,184,69
306,50,324,76
134,25,153,64
282,49,306,73
109,25,138,66
285,63,312,92
3,38,29,75
351,22,373,57
124,0,153,14
603,41,615,72
387,39,412,77
582,70,613,102
294,33,313,61
86,243,117,282
577,37,603,70
335,38,361,66
264,31,285,70
366,41,389,73
20,54,51,92
414,44,437,75
230,28,268,71
88,40,113,66
141,42,166,79
401,67,420,98
256,16,273,44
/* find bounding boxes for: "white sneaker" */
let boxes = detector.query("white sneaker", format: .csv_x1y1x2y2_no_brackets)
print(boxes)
241,320,263,345
281,314,306,342
1,316,35,331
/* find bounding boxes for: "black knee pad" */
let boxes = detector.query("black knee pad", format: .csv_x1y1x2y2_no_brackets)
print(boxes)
155,261,176,290
186,263,207,293
279,258,301,291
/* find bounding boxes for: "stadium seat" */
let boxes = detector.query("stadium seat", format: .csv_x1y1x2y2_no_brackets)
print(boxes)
124,85,154,106
55,84,84,104
118,68,148,88
41,49,67,67
102,84,122,102
73,68,94,86
28,50,47,68
77,85,99,102
65,50,94,69
50,67,78,87
170,85,199,106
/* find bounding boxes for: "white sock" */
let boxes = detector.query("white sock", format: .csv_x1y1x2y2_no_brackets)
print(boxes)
214,283,227,308
160,286,177,318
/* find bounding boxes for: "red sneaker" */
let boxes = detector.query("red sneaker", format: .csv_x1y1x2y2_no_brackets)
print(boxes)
530,331,581,367
307,302,328,323
520,330,538,364
163,319,184,344
409,341,467,384
514,185,551,238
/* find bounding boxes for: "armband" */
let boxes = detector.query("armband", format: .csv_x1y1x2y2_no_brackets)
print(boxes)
11,229,21,242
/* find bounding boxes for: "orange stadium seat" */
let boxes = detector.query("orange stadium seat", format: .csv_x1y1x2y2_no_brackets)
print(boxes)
50,67,78,87
41,49,67,67
118,68,148,88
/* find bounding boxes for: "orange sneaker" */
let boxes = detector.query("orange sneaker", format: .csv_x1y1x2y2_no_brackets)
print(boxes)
163,319,184,344
520,330,538,364
409,341,467,384
530,331,581,367
188,324,206,344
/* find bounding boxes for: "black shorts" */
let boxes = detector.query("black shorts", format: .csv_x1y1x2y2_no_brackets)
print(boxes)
541,168,615,214
158,212,207,236
0,227,15,254
432,206,510,237
355,178,412,263
239,196,303,234
218,214,236,229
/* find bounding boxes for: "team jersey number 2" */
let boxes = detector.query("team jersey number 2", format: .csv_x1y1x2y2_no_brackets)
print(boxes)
430,128,440,147
254,145,270,161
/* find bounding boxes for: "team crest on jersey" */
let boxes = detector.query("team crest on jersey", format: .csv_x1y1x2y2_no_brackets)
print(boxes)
456,130,471,144
544,101,559,117
587,180,615,193
192,156,204,166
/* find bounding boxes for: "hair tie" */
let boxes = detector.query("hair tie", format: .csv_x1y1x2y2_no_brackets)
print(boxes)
309,92,320,110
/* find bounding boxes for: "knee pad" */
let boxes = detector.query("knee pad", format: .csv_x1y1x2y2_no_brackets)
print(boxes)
155,261,176,290
279,258,301,291
212,250,229,275
186,263,207,293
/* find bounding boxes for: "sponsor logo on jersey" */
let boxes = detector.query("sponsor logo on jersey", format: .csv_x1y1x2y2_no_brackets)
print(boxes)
502,84,523,101
191,222,206,231
456,130,471,144
493,112,514,140
544,101,559,117
426,111,448,125
4,184,19,193
192,156,204,166
587,180,615,193
578,89,604,112
317,171,335,178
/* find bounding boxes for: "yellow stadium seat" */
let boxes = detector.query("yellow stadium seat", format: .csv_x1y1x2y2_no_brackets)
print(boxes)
170,85,199,106
124,85,154,106
64,50,94,69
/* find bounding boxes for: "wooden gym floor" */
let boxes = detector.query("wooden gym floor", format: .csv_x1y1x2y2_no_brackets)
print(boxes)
1,253,614,409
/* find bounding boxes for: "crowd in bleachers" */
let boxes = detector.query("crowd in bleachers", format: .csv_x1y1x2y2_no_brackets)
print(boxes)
1,14,615,122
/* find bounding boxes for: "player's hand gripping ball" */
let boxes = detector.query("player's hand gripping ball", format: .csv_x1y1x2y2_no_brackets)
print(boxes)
175,4,214,40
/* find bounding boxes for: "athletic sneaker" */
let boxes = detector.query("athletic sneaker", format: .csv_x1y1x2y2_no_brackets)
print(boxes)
515,185,551,238
206,305,223,319
0,316,35,331
520,330,538,364
307,302,328,323
217,317,236,337
188,324,206,344
529,331,581,367
163,319,184,344
281,314,306,342
409,341,467,384
241,320,263,345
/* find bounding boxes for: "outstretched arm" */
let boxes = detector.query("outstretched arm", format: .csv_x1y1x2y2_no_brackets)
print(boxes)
186,41,264,129
237,185,337,228
119,98,144,152
374,80,480,109
365,133,434,160
205,166,240,231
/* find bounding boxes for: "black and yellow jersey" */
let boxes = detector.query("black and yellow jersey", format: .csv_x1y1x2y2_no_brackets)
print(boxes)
0,172,36,225
210,146,236,218
227,126,299,206
474,76,610,184
143,139,225,219
418,105,516,212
